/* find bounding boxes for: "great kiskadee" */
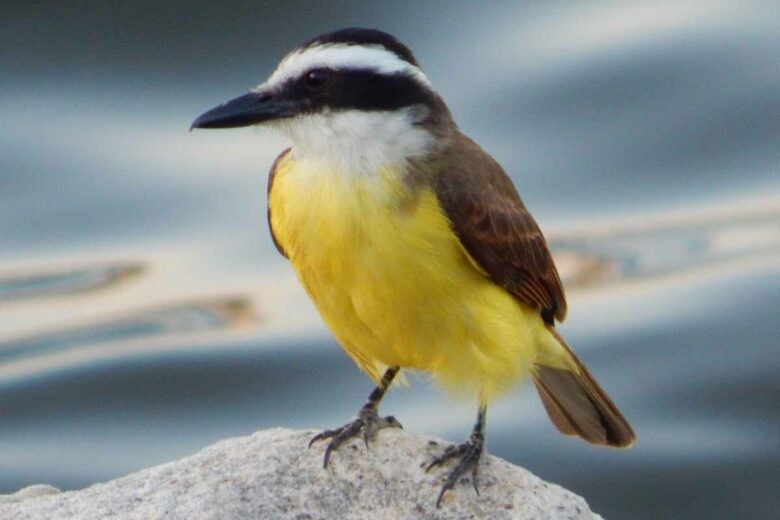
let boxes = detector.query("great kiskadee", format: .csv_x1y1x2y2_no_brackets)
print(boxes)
193,28,635,506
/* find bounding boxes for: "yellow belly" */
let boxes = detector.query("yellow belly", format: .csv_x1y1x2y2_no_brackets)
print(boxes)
268,153,550,401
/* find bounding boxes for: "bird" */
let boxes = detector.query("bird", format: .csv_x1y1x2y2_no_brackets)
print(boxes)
192,27,635,506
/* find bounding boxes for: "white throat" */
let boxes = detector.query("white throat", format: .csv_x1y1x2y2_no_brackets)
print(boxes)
273,107,434,174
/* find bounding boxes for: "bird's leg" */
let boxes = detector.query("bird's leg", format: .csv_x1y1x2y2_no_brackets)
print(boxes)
309,366,402,468
426,404,487,507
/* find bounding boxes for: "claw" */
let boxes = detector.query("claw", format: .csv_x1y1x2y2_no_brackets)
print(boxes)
425,444,460,472
426,433,484,508
309,407,403,468
385,415,402,429
308,428,338,449
436,479,454,508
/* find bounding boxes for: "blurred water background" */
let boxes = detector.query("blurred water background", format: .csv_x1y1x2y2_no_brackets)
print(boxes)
1,1,779,518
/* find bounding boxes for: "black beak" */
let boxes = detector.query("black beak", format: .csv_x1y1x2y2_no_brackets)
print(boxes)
191,90,295,130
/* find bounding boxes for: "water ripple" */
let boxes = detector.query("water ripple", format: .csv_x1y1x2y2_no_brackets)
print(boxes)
0,296,255,366
0,262,144,303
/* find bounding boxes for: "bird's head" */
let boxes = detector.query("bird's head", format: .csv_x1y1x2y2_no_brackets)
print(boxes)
192,28,451,169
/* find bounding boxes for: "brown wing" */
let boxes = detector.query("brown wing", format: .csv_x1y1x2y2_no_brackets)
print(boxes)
267,148,291,259
434,133,567,323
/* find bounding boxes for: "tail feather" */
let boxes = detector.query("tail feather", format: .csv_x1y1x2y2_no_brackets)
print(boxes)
533,327,635,448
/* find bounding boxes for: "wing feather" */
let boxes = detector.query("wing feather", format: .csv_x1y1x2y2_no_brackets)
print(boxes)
267,148,291,259
433,133,567,322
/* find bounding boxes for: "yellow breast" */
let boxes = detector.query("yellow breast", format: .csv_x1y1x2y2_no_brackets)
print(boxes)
268,152,547,400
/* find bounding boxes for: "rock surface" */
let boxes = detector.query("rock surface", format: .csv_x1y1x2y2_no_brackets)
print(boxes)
1,428,603,519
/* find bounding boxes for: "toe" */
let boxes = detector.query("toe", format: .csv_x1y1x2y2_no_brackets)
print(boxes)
308,428,338,448
384,415,403,429
311,410,403,467
429,439,484,507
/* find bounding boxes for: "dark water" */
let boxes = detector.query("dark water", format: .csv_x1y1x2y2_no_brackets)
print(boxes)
1,1,779,518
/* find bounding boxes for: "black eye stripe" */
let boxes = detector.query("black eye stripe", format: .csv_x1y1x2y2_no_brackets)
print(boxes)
280,68,436,114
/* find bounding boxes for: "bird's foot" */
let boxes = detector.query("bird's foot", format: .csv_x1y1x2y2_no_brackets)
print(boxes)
426,431,485,507
308,405,402,468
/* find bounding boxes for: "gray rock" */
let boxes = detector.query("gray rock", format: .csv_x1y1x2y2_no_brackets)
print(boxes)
0,485,61,505
0,428,603,519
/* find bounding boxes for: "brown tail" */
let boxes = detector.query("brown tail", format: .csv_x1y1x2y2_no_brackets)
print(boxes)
533,327,635,447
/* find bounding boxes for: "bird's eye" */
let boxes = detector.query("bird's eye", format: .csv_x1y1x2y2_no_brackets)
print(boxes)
304,69,331,90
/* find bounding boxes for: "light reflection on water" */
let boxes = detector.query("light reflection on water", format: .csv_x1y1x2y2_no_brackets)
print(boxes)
1,2,779,519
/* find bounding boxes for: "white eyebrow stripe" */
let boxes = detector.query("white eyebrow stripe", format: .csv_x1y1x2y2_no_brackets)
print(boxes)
265,44,431,88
